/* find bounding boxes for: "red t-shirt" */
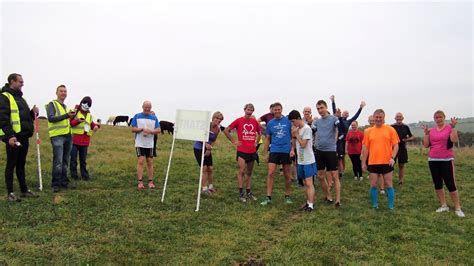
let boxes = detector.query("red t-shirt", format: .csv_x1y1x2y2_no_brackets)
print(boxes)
346,130,364,155
228,116,262,153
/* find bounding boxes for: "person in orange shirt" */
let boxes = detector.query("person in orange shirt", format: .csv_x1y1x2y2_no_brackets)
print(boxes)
361,109,399,209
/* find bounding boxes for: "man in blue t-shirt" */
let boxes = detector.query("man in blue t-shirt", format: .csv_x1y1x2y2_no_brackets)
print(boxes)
130,101,161,190
261,102,295,206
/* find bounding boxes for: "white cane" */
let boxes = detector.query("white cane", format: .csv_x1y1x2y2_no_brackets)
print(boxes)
35,113,43,191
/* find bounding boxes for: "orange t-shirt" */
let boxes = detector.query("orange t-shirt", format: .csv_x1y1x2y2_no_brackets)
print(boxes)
363,125,400,165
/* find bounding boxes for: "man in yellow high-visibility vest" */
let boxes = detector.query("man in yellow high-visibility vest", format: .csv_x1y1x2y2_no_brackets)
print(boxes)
0,73,39,202
46,84,76,193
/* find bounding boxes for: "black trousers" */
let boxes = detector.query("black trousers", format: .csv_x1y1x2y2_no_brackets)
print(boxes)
349,154,363,178
70,144,90,180
5,137,29,194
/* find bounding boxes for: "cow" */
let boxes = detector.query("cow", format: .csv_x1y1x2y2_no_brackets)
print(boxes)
159,120,174,134
113,115,129,126
106,116,116,125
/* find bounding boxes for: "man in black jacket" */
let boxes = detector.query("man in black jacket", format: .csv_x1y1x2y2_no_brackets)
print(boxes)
0,73,39,202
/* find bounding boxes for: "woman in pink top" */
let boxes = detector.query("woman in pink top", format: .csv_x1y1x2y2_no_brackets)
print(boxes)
346,121,364,181
422,110,465,218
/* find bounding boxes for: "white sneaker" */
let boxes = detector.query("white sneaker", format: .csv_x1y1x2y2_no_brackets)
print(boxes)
380,189,385,195
354,176,358,180
436,205,449,213
455,209,465,217
359,176,364,181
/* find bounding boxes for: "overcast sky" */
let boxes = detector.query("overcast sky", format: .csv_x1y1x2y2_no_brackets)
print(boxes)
1,0,472,126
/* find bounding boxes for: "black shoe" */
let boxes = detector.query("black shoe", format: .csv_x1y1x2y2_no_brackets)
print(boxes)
299,203,309,211
335,202,341,208
82,176,91,181
305,206,314,212
7,192,21,202
20,190,39,198
52,186,60,193
324,197,334,204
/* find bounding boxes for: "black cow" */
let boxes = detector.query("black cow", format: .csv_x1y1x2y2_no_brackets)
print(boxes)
159,120,174,134
113,115,129,126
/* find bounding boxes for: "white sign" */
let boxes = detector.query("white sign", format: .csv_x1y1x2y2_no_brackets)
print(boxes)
175,109,211,142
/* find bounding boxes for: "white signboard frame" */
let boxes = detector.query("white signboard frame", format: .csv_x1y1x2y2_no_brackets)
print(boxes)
161,109,211,212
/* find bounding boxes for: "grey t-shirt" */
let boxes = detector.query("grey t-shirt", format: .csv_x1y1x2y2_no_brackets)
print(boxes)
311,115,339,152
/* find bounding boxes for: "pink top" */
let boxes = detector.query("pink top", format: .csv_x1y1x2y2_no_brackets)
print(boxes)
428,125,454,159
227,117,262,153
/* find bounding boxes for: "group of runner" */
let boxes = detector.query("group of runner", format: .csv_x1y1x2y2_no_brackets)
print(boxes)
185,98,465,217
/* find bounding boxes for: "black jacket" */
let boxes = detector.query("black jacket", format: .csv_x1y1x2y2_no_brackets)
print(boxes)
0,84,35,141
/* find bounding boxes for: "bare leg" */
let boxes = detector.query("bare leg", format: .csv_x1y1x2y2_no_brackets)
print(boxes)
398,163,405,184
317,170,331,200
449,190,461,209
146,157,154,180
245,161,255,189
137,156,145,180
331,170,341,203
435,189,447,206
283,164,292,196
266,163,277,196
305,177,315,204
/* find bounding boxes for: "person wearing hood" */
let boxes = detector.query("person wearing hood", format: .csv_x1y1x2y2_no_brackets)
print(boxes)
0,73,39,202
69,96,99,181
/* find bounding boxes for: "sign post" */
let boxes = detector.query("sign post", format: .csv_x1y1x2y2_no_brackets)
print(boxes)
161,109,211,212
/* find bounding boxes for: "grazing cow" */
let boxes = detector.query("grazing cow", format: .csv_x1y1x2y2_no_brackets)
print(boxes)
159,120,174,134
106,116,116,125
113,115,129,126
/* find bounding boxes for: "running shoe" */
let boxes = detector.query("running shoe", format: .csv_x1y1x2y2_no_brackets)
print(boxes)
299,203,309,211
285,197,293,204
260,198,272,206
324,197,334,204
7,192,21,202
239,194,247,202
380,189,385,195
335,202,341,208
246,192,257,201
148,180,156,189
436,206,449,213
20,190,39,198
455,209,465,218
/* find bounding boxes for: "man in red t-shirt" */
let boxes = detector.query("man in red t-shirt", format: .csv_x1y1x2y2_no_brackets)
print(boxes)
224,103,262,202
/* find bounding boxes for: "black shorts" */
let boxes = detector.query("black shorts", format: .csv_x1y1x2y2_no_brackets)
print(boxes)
136,147,153,158
194,148,213,166
367,164,393,174
236,151,257,163
395,147,408,164
315,150,338,171
336,139,346,158
269,152,292,165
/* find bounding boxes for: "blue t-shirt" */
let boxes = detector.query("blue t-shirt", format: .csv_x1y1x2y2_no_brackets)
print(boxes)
312,115,339,152
131,113,160,148
265,116,292,153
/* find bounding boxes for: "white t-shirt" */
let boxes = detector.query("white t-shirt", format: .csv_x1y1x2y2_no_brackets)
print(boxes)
131,113,160,148
296,124,316,165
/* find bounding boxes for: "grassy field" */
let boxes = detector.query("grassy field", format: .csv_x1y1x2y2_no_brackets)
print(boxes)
0,121,473,264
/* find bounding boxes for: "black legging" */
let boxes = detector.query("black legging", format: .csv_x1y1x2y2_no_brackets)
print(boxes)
349,154,362,178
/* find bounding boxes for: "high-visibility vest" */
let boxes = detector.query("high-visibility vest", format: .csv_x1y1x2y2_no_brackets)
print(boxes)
71,111,93,136
45,100,71,138
0,92,21,137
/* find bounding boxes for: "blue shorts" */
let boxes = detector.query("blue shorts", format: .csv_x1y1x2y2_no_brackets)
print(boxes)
297,163,317,180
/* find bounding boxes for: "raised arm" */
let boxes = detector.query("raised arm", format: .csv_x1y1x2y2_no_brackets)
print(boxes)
348,101,366,123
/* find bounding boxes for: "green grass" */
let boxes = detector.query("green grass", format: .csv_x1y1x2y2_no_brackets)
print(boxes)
0,121,473,264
